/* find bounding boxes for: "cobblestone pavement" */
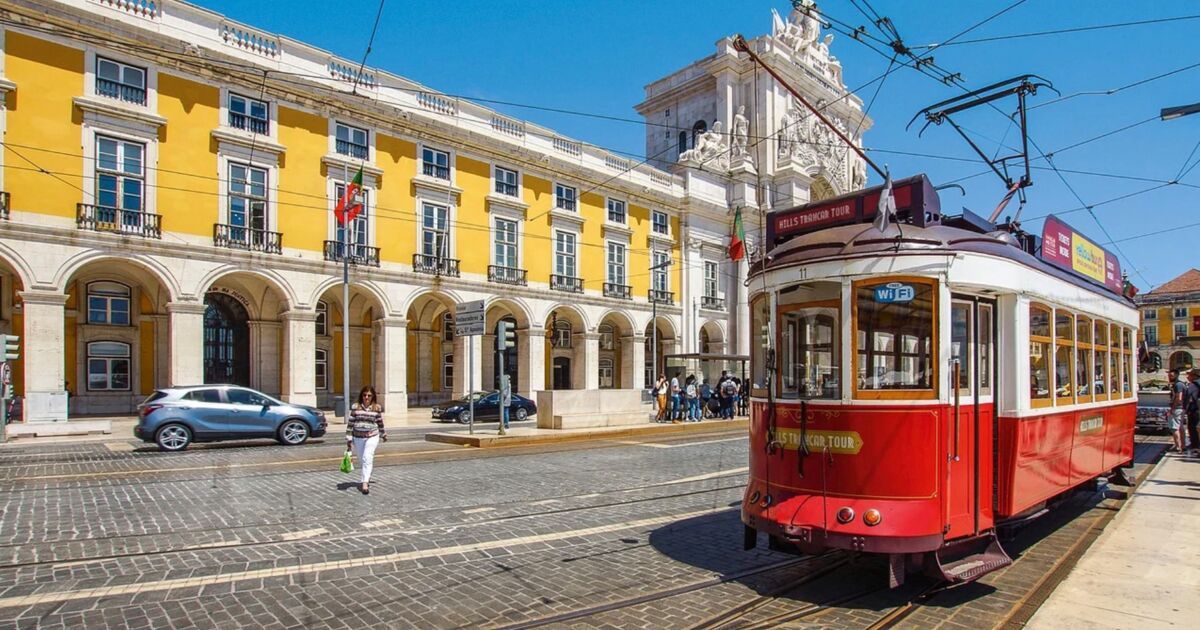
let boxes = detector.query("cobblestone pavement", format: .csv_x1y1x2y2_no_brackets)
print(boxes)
0,429,1169,629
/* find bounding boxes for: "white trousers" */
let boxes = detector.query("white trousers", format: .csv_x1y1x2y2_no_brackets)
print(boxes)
351,435,380,483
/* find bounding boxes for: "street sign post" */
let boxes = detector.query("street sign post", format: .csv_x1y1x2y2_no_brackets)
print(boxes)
454,301,485,434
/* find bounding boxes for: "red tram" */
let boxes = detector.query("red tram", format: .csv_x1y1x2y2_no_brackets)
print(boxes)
741,174,1138,587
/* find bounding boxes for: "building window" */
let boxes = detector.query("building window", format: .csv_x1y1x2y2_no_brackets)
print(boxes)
677,131,688,155
442,312,454,342
229,93,269,134
1143,309,1157,320
334,182,369,248
606,198,626,224
1169,350,1194,371
87,281,131,325
1176,323,1188,342
555,184,576,211
1145,325,1158,346
315,348,328,390
335,123,368,159
552,320,573,349
855,280,935,393
494,166,518,197
1174,307,1188,319
421,202,449,258
494,218,518,269
652,251,670,292
691,120,707,145
228,162,269,244
87,341,131,391
599,324,615,351
555,231,577,278
96,136,145,212
96,57,146,105
599,358,614,389
443,353,454,390
607,242,626,285
316,301,328,336
422,147,450,180
704,261,719,298
652,210,669,235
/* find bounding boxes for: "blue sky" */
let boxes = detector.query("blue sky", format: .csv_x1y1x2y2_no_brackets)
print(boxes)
201,0,1200,290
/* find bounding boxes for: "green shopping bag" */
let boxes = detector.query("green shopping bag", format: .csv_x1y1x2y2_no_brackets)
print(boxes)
340,450,354,473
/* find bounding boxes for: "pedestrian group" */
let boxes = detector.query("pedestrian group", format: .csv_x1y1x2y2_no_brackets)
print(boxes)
654,370,745,423
1167,368,1200,456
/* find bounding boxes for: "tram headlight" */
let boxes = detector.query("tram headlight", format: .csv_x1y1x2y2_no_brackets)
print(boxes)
836,507,855,524
863,509,882,527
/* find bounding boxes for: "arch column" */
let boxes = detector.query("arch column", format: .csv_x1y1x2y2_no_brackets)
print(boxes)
167,301,206,387
735,258,750,355
519,325,545,396
414,330,435,393
573,332,601,391
18,290,68,422
248,320,282,397
281,310,317,407
374,317,408,413
624,333,646,391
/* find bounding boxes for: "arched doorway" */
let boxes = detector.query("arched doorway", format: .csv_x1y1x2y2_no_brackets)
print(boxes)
1169,350,1194,372
203,292,250,386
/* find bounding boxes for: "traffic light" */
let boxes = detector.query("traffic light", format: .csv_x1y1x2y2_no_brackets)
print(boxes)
496,321,516,351
1153,353,1162,371
2,334,17,361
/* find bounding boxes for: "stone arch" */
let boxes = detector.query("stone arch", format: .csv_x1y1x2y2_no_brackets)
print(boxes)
1169,350,1194,371
198,269,294,397
405,291,460,405
54,251,180,304
0,241,34,292
809,175,837,202
309,277,393,316
196,266,294,319
314,282,390,407
484,297,533,330
597,309,637,389
700,320,727,354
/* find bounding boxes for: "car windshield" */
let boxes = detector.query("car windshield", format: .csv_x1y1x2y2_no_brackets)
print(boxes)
461,392,488,402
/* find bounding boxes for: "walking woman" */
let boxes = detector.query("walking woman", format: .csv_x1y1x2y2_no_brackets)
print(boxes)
346,385,386,495
654,373,669,422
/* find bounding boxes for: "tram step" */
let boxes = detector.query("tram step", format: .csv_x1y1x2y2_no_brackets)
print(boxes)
932,534,1012,584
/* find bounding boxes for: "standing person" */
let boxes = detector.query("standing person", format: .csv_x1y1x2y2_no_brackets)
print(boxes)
1186,368,1200,456
700,378,714,419
669,373,682,423
1168,370,1187,453
720,374,738,419
654,374,669,422
345,385,386,495
685,375,700,422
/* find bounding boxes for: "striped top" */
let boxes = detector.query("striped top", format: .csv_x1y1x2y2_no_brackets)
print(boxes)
346,404,385,440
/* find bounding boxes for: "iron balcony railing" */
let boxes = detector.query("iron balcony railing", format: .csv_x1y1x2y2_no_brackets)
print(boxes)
550,274,583,293
701,295,725,310
0,191,9,220
95,78,146,105
213,223,282,254
323,240,380,267
229,111,269,134
335,139,368,159
488,265,527,286
603,283,631,300
412,253,460,277
76,204,162,239
422,162,451,180
649,289,674,305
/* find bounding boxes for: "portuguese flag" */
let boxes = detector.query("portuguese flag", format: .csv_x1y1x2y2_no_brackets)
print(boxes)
728,207,746,261
334,167,364,225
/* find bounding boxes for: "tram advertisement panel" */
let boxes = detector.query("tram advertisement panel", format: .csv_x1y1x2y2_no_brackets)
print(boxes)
1040,215,1122,293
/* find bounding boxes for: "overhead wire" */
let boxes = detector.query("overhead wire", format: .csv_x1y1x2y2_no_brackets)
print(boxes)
926,0,1030,50
911,13,1200,49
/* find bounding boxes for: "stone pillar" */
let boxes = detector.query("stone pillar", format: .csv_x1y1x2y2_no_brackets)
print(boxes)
735,258,750,355
149,313,169,392
572,332,600,391
519,325,545,396
374,317,408,414
280,310,317,407
166,301,206,387
18,290,67,422
249,320,282,396
453,333,483,398
683,238,704,353
415,331,434,395
624,334,646,391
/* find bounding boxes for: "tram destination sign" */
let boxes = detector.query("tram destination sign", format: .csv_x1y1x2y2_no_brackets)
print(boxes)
1040,215,1122,294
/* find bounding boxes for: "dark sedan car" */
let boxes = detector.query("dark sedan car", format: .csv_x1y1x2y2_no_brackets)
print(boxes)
431,391,537,423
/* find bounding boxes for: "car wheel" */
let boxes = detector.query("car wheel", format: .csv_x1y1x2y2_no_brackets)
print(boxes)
514,407,528,421
458,410,472,424
156,423,192,452
278,419,310,446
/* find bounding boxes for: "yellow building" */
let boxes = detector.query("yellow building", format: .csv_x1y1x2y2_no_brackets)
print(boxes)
0,1,868,422
1136,268,1200,387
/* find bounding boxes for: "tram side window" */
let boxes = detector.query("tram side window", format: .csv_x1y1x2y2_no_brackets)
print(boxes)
1029,305,1052,407
750,295,769,392
1109,323,1120,397
979,304,993,396
855,279,935,394
1076,316,1094,403
780,305,840,399
1122,328,1133,396
1094,322,1109,399
1054,310,1075,403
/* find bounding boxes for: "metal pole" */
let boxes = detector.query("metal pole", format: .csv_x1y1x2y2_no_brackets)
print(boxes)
342,163,351,421
468,339,474,435
497,346,507,436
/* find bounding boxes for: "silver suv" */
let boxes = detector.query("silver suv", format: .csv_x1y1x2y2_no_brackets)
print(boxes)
135,385,327,451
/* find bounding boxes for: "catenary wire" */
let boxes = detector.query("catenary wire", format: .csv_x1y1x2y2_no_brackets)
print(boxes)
926,0,1030,50
911,13,1200,49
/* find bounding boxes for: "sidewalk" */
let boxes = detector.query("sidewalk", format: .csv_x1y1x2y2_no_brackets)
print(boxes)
1027,452,1200,629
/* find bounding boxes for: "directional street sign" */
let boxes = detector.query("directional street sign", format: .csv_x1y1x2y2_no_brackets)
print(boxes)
454,300,486,336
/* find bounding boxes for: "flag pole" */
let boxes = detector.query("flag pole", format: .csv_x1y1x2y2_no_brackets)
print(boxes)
342,162,351,421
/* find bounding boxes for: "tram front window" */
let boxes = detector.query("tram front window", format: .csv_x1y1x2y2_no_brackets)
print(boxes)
855,279,935,393
780,304,840,399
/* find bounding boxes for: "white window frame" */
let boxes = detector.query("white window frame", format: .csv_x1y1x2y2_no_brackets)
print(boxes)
599,358,614,389
333,121,370,160
420,201,451,259
226,92,271,135
598,324,615,351
86,340,131,391
216,152,277,233
553,320,573,349
329,180,373,251
1175,323,1188,341
315,348,328,391
606,241,626,286
94,56,147,106
554,183,577,212
226,161,271,235
442,312,454,342
652,250,670,292
493,165,519,198
316,301,328,336
86,281,132,326
555,230,578,279
703,261,719,298
421,146,452,181
652,210,669,235
1143,309,1157,320
1174,307,1189,319
443,353,454,390
493,217,520,269
94,135,146,213
1145,325,1158,346
82,48,158,112
81,125,159,214
606,197,627,224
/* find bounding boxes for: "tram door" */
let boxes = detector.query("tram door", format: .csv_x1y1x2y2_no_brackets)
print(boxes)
947,296,996,539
